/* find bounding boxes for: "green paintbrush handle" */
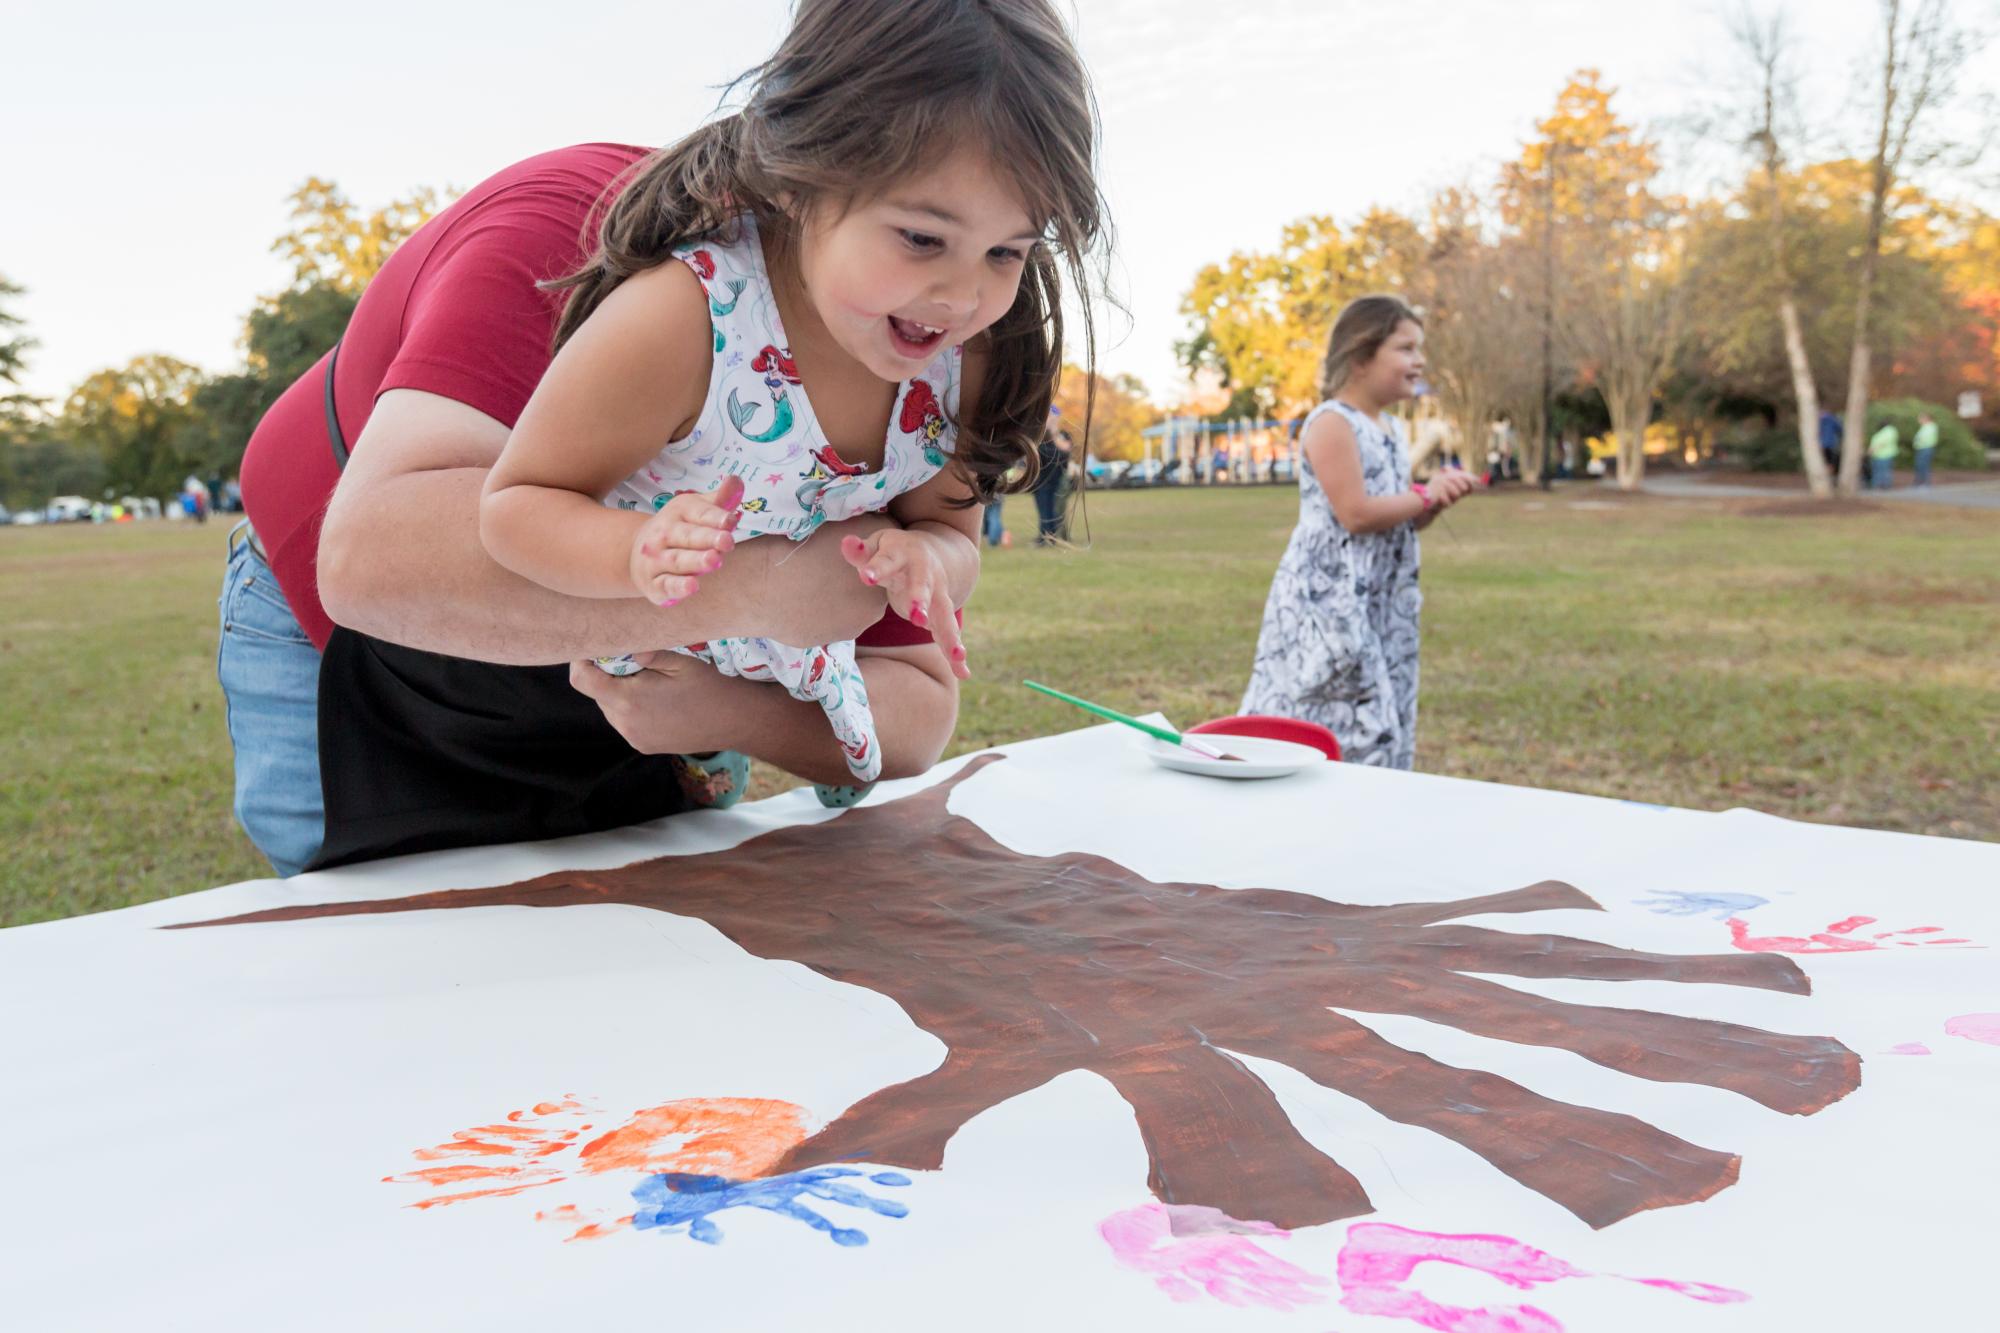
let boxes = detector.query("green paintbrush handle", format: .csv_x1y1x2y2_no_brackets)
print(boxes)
1023,681,1184,745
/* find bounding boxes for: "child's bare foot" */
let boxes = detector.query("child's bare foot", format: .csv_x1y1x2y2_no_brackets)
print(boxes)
630,476,745,606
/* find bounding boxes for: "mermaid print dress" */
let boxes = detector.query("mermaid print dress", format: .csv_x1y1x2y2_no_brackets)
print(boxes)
596,215,962,784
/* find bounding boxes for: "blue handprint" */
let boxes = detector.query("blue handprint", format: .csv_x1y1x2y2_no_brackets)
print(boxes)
631,1167,913,1246
1637,891,1768,921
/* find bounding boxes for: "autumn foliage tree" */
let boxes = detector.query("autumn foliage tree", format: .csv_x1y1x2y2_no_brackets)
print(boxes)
1178,211,1425,418
1176,47,1993,485
1415,192,1550,480
1052,363,1156,462
1501,71,1688,490
61,356,207,497
1835,0,1987,494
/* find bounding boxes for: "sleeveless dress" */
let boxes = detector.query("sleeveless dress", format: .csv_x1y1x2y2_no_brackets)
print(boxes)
597,215,962,784
1240,399,1423,769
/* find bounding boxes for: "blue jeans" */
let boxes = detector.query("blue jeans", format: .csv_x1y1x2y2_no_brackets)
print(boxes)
217,523,324,876
1914,447,1934,486
982,499,1005,547
1868,456,1893,490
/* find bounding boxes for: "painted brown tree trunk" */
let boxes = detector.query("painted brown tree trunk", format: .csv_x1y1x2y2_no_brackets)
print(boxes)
176,756,1861,1232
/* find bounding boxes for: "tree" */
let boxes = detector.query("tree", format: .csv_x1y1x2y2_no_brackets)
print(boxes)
60,356,207,497
1891,208,2000,432
272,177,444,294
1723,5,1836,494
1681,163,1957,432
0,277,85,509
1506,72,1688,489
1415,192,1551,480
0,273,36,413
185,179,440,477
1178,210,1425,417
1052,364,1155,462
1838,0,1987,494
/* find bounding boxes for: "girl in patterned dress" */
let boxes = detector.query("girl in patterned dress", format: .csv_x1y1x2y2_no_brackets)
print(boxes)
1241,296,1479,769
479,0,1108,803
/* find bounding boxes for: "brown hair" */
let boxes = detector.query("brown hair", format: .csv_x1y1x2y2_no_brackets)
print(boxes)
1317,294,1422,399
546,0,1110,503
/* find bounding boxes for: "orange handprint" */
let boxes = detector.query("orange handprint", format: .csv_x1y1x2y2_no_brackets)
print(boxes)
384,1095,810,1241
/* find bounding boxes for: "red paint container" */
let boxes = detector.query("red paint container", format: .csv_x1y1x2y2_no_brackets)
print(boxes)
1187,714,1342,761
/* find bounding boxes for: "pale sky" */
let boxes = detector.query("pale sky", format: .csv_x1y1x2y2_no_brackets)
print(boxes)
4,0,1989,408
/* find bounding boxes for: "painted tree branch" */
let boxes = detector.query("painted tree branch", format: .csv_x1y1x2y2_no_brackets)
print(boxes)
177,756,1859,1231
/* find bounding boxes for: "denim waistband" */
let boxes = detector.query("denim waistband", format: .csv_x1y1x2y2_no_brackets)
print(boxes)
227,519,271,565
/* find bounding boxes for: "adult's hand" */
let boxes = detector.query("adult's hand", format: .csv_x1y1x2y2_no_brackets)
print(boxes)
570,646,961,786
319,389,892,664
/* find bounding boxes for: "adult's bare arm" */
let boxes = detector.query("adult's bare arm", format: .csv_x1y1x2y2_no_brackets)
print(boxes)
570,643,961,785
317,388,891,664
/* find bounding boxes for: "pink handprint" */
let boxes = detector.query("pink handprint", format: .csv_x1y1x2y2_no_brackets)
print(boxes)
1099,1203,1330,1312
1727,915,1971,954
1945,1013,2000,1046
1337,1222,1747,1332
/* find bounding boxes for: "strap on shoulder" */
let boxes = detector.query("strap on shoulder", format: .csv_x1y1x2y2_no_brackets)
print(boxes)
325,339,349,471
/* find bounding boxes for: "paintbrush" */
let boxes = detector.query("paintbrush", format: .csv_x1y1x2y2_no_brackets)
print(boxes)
1023,681,1244,761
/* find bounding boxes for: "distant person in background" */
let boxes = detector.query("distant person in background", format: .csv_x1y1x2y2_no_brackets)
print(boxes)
1033,412,1072,545
1868,419,1900,490
1818,409,1842,476
1913,411,1939,487
182,475,210,524
1240,295,1477,770
982,497,1008,547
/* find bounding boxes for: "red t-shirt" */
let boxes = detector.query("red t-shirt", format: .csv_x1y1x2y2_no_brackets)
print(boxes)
240,142,935,653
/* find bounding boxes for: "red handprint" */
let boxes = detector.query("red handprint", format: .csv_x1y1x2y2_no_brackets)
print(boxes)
1727,915,1972,954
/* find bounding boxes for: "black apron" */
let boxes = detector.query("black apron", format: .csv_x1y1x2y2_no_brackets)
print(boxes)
306,340,689,871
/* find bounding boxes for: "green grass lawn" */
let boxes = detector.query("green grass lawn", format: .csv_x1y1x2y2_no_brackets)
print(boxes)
4,485,1996,927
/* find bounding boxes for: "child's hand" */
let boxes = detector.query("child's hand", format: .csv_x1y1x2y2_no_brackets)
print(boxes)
840,529,970,679
1428,469,1480,507
629,476,744,606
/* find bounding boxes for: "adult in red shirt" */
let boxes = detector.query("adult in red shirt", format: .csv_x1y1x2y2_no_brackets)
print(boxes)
224,143,960,875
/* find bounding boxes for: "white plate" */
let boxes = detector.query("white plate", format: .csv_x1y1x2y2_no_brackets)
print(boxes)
1137,733,1329,780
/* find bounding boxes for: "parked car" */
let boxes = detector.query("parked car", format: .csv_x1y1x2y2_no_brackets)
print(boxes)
1114,459,1165,487
11,507,43,526
48,495,93,523
0,503,12,525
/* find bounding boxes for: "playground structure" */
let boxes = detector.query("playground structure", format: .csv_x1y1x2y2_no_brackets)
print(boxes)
1133,398,1463,486
1136,416,1300,484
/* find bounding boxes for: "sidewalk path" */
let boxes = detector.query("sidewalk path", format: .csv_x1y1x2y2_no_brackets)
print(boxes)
1614,474,2000,511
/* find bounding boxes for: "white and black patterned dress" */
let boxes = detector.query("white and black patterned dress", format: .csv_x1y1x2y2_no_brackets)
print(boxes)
1241,399,1423,769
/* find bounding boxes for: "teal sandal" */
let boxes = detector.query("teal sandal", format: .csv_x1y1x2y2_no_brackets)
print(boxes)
673,751,750,810
813,781,876,809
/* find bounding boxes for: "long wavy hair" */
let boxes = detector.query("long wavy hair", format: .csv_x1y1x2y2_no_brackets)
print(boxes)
546,0,1109,502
